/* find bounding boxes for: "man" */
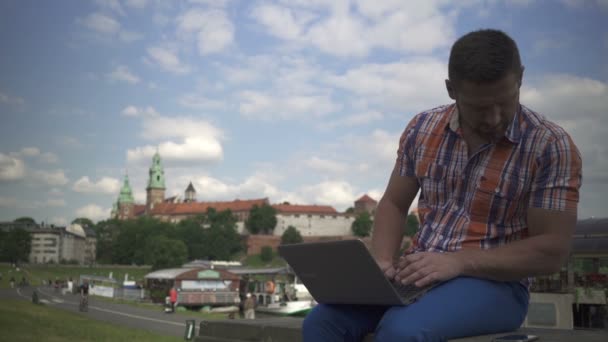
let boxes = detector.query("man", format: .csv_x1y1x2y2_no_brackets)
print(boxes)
169,286,178,313
243,293,256,319
79,280,89,312
303,29,582,341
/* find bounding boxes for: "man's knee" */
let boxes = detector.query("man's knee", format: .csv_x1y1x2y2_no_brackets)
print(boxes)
375,323,445,342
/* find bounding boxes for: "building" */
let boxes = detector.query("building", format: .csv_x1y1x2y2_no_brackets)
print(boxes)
111,151,376,238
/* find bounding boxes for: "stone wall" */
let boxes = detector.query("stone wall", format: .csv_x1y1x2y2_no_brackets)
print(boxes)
274,213,355,237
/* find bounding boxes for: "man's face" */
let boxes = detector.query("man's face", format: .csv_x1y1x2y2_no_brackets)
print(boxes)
448,71,522,143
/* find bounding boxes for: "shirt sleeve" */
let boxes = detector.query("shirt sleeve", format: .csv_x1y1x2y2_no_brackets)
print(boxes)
397,114,421,177
529,133,582,214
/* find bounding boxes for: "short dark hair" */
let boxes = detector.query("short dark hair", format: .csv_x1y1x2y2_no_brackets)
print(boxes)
448,29,522,84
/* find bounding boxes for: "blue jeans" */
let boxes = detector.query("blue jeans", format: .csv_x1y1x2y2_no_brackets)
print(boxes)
302,277,529,342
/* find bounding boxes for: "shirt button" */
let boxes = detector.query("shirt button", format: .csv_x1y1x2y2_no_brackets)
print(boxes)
494,187,501,193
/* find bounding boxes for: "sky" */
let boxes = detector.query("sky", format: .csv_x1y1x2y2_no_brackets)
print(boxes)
0,0,606,225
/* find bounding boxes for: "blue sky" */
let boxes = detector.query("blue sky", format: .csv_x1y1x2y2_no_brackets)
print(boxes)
0,0,606,225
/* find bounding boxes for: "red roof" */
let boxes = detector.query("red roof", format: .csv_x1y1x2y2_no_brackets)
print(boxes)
149,198,269,216
272,204,338,215
355,194,377,204
134,204,147,216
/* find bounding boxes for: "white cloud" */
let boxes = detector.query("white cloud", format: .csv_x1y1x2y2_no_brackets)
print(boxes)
72,176,121,194
188,0,232,6
0,91,25,106
75,204,110,222
119,30,143,42
304,157,348,174
45,199,66,207
41,152,58,164
121,105,159,117
0,196,20,208
300,180,358,209
127,137,223,164
239,91,339,120
250,1,455,57
0,153,26,181
146,47,191,74
327,59,448,112
108,65,140,84
178,94,227,110
319,111,384,130
177,9,235,55
125,0,148,9
19,147,40,157
94,0,125,16
81,12,121,34
140,116,224,140
31,170,69,186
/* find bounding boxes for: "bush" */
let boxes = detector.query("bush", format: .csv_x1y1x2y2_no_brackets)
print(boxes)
281,226,303,245
260,246,273,262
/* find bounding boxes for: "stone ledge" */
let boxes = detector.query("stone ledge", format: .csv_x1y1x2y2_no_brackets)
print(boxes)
196,318,608,342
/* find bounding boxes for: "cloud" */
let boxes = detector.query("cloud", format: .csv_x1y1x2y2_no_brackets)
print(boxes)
127,137,223,164
75,204,110,222
327,59,448,112
50,217,68,226
125,0,148,9
40,152,58,164
304,157,348,174
139,116,224,140
56,136,83,149
121,105,159,117
146,47,191,74
300,180,358,208
239,91,339,120
0,91,25,106
177,9,235,55
107,65,140,84
94,0,125,16
81,12,121,34
0,153,26,181
318,110,384,130
31,170,69,186
19,147,40,157
72,176,121,194
0,196,20,208
250,1,455,57
45,199,66,207
119,30,143,42
178,94,227,110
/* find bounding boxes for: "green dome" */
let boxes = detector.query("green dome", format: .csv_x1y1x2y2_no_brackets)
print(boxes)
147,151,166,189
118,175,134,204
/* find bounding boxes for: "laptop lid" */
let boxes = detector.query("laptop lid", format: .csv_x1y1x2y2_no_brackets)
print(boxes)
278,239,404,306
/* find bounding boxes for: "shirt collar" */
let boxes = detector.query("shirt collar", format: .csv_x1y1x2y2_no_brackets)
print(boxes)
447,103,521,144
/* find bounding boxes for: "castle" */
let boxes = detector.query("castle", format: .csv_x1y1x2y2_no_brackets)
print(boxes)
111,151,378,237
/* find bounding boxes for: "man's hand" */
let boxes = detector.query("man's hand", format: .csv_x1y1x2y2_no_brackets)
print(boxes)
394,252,466,287
376,259,398,280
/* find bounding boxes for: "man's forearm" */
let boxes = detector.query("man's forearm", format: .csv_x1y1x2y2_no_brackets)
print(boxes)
371,198,407,263
456,234,571,281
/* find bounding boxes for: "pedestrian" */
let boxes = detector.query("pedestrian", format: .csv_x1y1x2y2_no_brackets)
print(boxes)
244,293,256,320
169,286,178,313
10,276,15,289
303,28,582,341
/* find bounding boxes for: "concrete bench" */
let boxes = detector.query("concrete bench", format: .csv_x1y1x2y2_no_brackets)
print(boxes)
196,317,608,342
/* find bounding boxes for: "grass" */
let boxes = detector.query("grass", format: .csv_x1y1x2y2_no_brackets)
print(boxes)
0,299,181,342
0,263,151,288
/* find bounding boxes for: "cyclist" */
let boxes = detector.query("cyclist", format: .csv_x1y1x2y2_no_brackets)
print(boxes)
79,280,89,312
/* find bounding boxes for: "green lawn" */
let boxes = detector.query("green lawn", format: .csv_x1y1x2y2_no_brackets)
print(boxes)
242,253,287,268
0,299,181,342
0,263,151,288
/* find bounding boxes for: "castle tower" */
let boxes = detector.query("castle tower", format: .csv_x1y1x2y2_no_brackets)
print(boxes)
146,150,166,211
117,174,135,220
184,182,196,203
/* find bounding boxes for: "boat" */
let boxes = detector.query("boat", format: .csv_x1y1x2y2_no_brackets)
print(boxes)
256,299,316,317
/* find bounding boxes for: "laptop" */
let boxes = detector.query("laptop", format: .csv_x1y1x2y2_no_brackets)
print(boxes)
278,239,439,306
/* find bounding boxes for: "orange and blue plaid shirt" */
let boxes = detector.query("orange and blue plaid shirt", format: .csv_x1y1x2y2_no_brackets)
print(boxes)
398,103,582,252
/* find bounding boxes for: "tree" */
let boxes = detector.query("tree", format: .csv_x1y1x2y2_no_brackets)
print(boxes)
1,228,32,263
144,236,188,270
193,208,243,261
281,226,303,245
14,217,36,225
351,212,373,237
404,213,419,238
345,207,355,214
72,217,94,227
245,204,277,235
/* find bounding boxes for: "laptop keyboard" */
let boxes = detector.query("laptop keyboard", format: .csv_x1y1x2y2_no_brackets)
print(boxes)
390,281,432,302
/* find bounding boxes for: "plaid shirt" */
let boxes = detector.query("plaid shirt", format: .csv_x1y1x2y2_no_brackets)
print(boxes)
398,103,582,252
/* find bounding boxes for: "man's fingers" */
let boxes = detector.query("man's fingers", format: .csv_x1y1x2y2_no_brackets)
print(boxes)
414,272,439,288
